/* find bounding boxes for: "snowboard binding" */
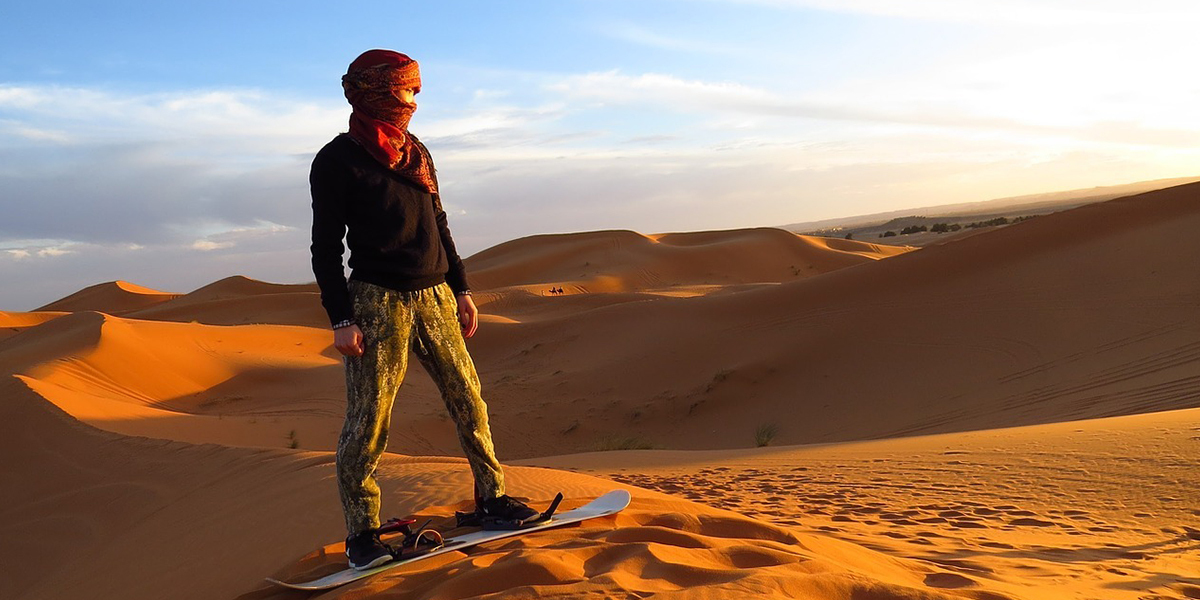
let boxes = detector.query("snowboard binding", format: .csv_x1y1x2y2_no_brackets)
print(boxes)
456,493,565,530
376,517,445,558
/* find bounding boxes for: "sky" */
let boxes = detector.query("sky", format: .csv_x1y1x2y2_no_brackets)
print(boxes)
2,0,1199,310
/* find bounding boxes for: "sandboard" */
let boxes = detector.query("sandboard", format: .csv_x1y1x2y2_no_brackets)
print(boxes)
267,489,631,591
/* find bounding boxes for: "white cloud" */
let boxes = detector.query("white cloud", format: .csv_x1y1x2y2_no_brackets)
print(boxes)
191,239,235,251
716,0,1200,25
550,70,774,112
0,84,346,157
546,68,1200,150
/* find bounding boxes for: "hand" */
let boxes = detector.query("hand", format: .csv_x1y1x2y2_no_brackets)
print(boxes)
334,324,365,356
457,293,479,339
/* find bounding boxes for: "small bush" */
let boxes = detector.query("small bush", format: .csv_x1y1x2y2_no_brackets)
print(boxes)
754,423,778,447
287,430,299,449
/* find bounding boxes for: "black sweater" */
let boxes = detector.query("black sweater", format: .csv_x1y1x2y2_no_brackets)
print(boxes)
309,133,470,327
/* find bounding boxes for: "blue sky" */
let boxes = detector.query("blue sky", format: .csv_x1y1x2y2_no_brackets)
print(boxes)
2,1,1199,310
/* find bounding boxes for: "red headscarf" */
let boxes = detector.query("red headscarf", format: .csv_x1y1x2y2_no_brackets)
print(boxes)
342,50,437,194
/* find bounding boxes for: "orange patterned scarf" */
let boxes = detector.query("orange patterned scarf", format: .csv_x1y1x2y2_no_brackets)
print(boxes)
342,50,437,194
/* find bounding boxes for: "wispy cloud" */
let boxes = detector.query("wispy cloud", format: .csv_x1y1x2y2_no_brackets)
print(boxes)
596,21,747,55
711,0,1200,25
546,69,1200,148
0,84,345,156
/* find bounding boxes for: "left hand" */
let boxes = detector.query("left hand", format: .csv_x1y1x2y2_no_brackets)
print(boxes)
456,293,479,339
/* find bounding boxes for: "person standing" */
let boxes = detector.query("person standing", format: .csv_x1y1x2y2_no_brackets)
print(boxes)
310,49,537,571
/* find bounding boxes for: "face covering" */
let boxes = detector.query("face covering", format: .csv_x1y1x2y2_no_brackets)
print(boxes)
341,50,437,194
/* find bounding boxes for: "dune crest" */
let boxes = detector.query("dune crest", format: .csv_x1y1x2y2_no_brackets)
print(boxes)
127,275,326,327
34,279,179,314
467,227,911,293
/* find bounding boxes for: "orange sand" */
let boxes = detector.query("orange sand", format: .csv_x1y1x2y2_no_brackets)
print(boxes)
3,184,1199,600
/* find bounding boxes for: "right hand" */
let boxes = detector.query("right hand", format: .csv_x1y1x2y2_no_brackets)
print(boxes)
334,324,365,357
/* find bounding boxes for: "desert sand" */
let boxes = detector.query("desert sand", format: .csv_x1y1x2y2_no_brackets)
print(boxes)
2,184,1198,600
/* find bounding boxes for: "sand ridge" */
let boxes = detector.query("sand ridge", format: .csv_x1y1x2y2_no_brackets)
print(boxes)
466,227,911,315
33,279,180,314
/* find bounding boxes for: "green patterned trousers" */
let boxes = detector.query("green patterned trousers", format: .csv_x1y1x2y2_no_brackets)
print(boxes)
337,279,506,535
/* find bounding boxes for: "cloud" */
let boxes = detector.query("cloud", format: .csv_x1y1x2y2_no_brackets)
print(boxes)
546,69,1200,149
191,240,234,251
2,60,1198,312
596,21,748,55
0,84,345,155
0,85,352,248
710,0,1200,26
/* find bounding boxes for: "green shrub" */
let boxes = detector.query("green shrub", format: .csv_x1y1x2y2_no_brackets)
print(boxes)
754,423,778,447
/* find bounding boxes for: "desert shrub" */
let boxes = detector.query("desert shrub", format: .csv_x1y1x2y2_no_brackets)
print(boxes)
930,222,961,233
755,423,778,447
967,217,1009,228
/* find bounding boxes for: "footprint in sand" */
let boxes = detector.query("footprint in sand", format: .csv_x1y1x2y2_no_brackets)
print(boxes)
924,572,976,589
1010,517,1057,527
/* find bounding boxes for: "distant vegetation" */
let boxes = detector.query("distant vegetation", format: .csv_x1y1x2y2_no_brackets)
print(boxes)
966,215,1037,228
879,215,1037,238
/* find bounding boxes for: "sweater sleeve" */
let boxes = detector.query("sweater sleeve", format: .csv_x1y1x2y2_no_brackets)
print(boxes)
309,148,355,327
434,190,471,294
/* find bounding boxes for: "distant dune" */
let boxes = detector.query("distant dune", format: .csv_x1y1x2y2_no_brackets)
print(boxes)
127,275,327,327
467,227,911,321
33,279,179,314
781,174,1200,234
468,227,910,292
463,181,1200,455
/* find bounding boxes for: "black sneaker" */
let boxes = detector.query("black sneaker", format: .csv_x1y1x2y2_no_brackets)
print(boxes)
345,530,394,571
477,494,540,524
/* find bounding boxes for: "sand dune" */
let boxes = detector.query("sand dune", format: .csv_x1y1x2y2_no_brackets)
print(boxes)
0,310,67,342
125,275,327,327
13,186,1200,457
466,228,910,319
527,406,1200,600
0,376,1029,600
0,309,349,448
468,227,909,292
4,183,1200,600
33,279,179,314
456,181,1200,454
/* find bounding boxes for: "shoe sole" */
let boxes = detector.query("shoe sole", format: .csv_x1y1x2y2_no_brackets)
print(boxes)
350,554,394,571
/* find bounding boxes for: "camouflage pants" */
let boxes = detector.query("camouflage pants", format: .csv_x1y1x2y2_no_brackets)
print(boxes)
337,279,505,535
